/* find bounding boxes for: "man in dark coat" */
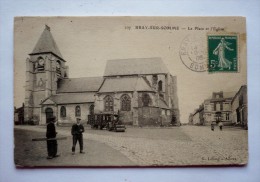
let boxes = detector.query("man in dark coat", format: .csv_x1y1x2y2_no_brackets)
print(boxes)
46,116,59,159
71,118,85,154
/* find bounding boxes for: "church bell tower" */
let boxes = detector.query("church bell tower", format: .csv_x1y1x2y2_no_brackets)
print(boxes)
24,25,69,124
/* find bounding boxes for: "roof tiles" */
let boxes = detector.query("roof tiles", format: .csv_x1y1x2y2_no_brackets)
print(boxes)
41,93,95,105
98,77,154,93
30,26,63,59
57,77,104,93
104,57,169,76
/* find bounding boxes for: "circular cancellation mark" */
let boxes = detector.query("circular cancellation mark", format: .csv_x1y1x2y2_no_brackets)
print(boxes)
179,34,207,72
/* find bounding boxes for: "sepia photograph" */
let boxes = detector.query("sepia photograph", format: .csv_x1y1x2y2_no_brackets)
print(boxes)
14,16,247,167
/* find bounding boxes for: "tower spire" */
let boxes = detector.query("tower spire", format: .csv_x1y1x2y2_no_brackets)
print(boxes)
29,25,64,60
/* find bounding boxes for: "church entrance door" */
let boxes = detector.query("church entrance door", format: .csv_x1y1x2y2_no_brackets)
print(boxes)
45,108,54,123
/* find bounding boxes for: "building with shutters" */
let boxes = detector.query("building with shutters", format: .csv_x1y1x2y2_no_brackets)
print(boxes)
203,91,236,125
24,25,180,126
190,86,247,128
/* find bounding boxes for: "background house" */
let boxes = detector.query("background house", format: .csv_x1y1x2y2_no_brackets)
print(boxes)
231,85,248,129
190,87,247,128
14,103,24,125
203,91,235,125
190,104,204,125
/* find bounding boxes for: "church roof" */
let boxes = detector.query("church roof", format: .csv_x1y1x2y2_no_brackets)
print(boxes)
41,93,95,105
104,57,169,76
57,77,104,93
30,25,64,60
98,77,154,93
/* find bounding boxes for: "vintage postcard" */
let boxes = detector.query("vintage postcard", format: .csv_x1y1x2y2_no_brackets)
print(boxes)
14,16,247,167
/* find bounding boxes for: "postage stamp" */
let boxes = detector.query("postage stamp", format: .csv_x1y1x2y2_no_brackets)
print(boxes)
208,35,238,72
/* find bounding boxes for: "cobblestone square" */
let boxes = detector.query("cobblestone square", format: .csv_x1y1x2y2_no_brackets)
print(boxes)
14,125,248,167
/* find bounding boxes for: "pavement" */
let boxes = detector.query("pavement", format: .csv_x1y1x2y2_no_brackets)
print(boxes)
14,125,248,167
14,129,134,167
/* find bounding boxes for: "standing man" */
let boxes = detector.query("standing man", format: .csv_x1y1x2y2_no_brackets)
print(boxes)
211,121,216,131
219,121,223,131
46,116,59,159
71,118,85,155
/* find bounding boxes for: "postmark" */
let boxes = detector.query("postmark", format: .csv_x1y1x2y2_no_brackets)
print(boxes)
179,34,207,72
208,34,238,72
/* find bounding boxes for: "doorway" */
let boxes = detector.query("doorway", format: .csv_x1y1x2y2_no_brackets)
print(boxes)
45,107,54,123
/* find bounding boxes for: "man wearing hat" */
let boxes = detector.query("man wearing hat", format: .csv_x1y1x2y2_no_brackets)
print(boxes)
46,116,59,159
71,118,85,154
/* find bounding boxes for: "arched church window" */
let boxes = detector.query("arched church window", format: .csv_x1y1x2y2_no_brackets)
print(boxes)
104,95,113,112
60,106,66,117
75,105,81,117
142,93,151,107
121,94,131,111
36,57,45,71
56,60,61,77
158,80,163,92
89,105,94,115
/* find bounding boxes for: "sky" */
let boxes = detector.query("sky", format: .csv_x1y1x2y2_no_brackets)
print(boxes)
14,17,247,123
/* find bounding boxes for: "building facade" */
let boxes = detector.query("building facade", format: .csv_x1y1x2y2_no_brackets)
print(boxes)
190,104,204,125
24,26,180,126
231,85,248,129
203,91,235,125
190,86,247,128
14,103,24,125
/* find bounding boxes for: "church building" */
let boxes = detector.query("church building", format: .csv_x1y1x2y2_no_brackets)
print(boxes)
24,26,180,126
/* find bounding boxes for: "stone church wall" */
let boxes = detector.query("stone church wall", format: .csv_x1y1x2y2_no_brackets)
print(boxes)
137,92,155,107
145,74,166,92
95,92,134,113
33,91,46,107
119,111,133,125
160,109,172,126
138,107,161,126
57,103,93,125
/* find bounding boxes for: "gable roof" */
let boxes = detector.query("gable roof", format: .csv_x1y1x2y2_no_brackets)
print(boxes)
98,77,154,93
104,57,169,76
57,77,104,93
231,85,247,103
41,99,56,105
204,91,237,102
30,25,64,60
41,93,95,105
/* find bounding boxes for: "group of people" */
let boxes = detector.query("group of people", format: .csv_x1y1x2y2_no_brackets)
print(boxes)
46,117,85,159
211,121,223,131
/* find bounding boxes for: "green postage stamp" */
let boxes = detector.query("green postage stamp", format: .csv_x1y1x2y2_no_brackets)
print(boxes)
208,35,238,72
